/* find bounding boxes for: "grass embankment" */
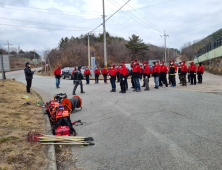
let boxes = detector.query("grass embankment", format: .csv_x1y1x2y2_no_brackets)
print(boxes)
0,80,46,170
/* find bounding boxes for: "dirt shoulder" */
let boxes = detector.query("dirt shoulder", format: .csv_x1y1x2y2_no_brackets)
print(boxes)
0,79,46,170
172,72,222,93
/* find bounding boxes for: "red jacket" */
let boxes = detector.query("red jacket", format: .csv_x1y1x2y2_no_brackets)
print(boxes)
108,68,111,74
160,65,167,73
151,65,159,74
181,64,188,72
133,64,141,73
156,64,161,73
197,66,204,73
190,64,197,72
54,68,61,75
84,70,91,75
120,65,128,76
144,65,150,75
102,68,108,74
109,68,117,76
117,67,121,73
94,69,100,74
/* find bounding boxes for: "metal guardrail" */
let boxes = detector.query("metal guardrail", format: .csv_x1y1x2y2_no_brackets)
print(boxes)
197,35,222,58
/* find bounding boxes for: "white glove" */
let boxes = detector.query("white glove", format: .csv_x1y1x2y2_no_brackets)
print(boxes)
109,76,111,78
122,78,125,80
145,76,148,79
194,73,196,75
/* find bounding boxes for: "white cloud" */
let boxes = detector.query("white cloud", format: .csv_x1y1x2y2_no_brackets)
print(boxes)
0,0,222,53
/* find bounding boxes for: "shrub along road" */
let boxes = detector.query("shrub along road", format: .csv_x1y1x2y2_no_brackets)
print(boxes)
5,70,222,170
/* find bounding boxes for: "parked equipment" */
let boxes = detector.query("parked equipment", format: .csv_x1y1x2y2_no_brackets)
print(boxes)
45,93,83,136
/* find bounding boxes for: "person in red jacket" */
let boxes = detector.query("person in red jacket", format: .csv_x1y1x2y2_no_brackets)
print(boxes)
187,63,191,83
108,67,111,75
141,62,146,87
190,62,197,85
102,66,108,84
143,61,150,91
72,67,77,75
169,60,177,87
54,65,61,88
109,65,117,92
151,62,160,89
84,66,91,84
119,61,128,93
116,65,121,82
159,61,168,87
94,67,100,84
197,62,204,84
132,59,141,92
180,61,188,86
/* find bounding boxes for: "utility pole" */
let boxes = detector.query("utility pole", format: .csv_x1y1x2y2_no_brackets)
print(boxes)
34,49,36,67
4,40,13,58
0,52,4,83
161,31,169,64
44,53,46,74
88,33,90,68
102,0,107,66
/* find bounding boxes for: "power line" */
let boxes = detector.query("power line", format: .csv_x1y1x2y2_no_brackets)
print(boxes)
109,18,160,42
112,0,162,34
107,0,161,36
0,6,100,18
0,17,100,30
0,2,101,16
132,0,174,10
122,0,163,32
89,0,131,33
0,23,103,32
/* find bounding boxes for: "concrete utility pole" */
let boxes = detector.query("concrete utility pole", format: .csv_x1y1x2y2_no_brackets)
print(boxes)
102,0,107,66
0,52,4,83
4,40,13,58
34,49,36,67
88,33,90,68
162,31,169,64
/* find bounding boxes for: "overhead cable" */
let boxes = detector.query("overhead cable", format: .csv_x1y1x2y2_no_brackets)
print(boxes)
89,0,131,33
122,0,163,32
107,0,161,36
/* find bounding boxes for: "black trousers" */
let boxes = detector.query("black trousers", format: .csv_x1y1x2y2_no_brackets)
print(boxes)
181,74,187,86
168,74,171,84
160,73,168,87
169,75,176,86
95,74,99,83
26,79,32,92
120,77,127,92
188,74,191,82
197,73,203,83
103,74,107,83
179,74,181,83
117,72,120,82
131,76,134,88
190,73,196,85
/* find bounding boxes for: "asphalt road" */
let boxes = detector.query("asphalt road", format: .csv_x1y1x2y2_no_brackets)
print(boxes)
4,70,222,170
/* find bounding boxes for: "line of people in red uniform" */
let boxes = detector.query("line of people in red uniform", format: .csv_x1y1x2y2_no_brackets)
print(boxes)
80,59,205,93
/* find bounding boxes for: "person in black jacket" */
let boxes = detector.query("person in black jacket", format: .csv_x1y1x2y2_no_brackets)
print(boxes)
24,62,35,93
72,66,85,95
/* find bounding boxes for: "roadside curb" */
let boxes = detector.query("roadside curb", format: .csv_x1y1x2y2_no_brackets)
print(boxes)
42,107,57,170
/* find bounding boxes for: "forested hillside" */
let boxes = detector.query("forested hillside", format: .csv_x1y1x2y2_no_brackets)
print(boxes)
47,32,176,69
181,29,222,61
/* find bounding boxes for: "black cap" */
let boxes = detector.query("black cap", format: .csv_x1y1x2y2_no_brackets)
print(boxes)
26,62,30,65
78,66,82,69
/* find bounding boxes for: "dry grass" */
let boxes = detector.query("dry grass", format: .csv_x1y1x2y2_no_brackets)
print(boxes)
0,79,46,170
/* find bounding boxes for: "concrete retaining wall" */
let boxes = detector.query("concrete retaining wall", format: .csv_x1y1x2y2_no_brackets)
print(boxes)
194,46,222,64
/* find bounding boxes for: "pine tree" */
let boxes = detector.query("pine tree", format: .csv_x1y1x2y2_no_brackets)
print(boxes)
125,34,149,61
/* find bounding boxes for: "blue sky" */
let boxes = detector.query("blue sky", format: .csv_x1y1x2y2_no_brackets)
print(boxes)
0,0,222,54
